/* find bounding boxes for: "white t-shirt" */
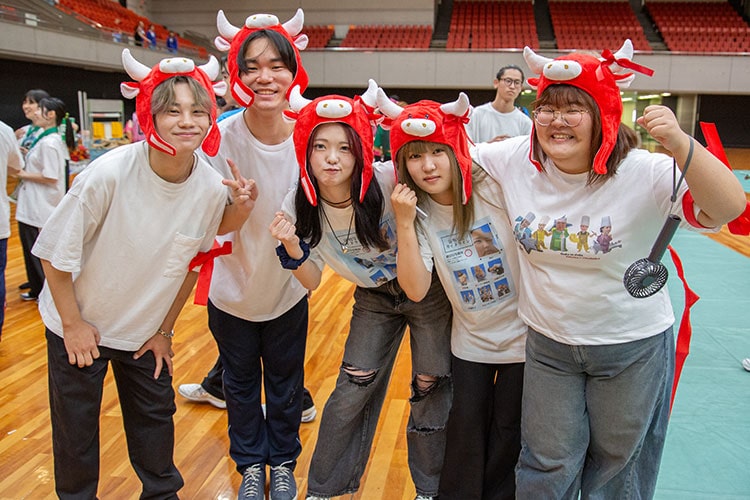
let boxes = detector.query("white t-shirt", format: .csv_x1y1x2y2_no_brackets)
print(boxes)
281,162,400,289
473,136,711,346
15,132,67,228
203,112,307,321
0,121,23,239
467,103,532,144
416,180,526,364
33,141,227,351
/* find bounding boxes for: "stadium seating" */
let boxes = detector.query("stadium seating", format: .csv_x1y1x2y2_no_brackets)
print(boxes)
55,0,207,57
549,1,651,52
447,0,539,51
648,1,750,52
303,25,335,49
340,24,432,50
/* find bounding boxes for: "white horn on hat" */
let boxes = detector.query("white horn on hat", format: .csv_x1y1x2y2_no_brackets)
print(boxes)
376,88,403,120
282,8,304,37
122,49,150,81
361,79,378,108
198,55,220,81
610,39,634,74
217,10,240,40
288,85,312,112
523,46,553,76
441,92,470,117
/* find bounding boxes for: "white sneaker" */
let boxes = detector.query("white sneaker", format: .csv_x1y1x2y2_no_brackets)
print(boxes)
742,358,750,372
260,402,317,423
178,383,226,409
301,405,317,423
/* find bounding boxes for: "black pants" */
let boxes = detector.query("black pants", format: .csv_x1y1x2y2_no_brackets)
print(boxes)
46,329,183,499
439,356,524,500
18,221,44,297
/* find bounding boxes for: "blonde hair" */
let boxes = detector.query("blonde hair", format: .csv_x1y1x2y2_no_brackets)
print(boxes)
151,76,213,117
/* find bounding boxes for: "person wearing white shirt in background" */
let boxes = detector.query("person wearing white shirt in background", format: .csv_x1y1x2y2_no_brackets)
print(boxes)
14,97,74,302
0,119,24,337
467,65,532,144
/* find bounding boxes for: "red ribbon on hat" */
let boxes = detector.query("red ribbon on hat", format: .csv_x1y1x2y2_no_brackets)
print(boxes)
189,240,233,306
600,49,655,77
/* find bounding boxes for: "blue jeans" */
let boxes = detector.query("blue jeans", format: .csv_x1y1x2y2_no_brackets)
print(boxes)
516,327,674,499
307,271,453,498
208,296,308,473
46,329,182,499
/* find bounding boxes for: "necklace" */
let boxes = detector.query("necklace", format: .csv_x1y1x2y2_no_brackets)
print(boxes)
321,205,355,253
320,194,352,207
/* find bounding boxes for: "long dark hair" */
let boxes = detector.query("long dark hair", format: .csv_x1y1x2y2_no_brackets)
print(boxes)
39,97,75,151
531,84,635,185
294,123,389,252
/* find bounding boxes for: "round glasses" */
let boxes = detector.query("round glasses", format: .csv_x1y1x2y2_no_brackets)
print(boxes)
533,108,589,127
500,77,523,88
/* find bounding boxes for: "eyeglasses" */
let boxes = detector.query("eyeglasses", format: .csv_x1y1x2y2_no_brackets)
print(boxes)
500,78,523,88
533,108,589,127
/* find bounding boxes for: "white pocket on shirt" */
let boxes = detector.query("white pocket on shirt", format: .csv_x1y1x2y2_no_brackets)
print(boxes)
163,232,205,278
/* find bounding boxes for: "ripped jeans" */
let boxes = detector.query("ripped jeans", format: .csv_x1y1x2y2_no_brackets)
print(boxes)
307,270,453,498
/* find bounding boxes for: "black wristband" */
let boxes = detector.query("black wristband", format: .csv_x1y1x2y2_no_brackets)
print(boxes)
276,240,310,270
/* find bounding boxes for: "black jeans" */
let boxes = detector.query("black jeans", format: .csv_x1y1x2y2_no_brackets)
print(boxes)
46,329,182,499
439,356,524,500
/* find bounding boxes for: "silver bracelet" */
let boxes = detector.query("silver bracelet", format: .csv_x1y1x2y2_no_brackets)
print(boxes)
157,327,174,339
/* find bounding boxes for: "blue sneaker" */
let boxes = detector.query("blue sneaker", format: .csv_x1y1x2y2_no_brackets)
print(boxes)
269,463,297,500
238,464,265,500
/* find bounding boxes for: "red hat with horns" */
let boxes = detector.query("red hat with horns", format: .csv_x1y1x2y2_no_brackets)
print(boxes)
120,49,226,156
523,40,654,175
284,80,380,206
378,90,473,204
214,9,309,108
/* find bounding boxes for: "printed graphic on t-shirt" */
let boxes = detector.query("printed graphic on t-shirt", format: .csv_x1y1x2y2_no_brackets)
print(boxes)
438,217,516,312
514,211,623,259
326,214,398,286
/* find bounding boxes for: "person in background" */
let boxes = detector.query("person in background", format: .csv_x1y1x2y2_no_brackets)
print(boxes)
16,89,51,155
146,24,157,50
381,91,526,500
14,97,74,302
472,41,746,498
124,111,146,143
467,64,532,144
31,49,246,499
0,119,23,337
166,31,178,53
134,20,146,47
372,95,405,161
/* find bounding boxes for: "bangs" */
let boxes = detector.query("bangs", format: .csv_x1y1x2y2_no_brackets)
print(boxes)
395,140,443,163
533,85,595,111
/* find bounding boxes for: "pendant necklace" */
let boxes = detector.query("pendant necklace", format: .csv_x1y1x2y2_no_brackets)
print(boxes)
321,204,355,254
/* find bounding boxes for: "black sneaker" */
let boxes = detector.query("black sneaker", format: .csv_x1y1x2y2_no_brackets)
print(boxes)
18,282,31,290
20,292,38,301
